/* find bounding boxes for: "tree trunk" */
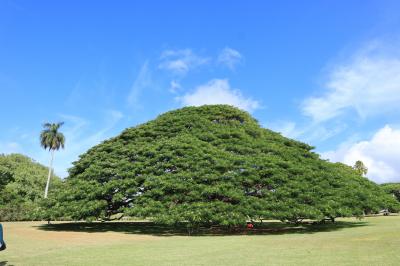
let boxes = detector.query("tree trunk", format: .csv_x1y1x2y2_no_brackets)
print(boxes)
44,149,54,199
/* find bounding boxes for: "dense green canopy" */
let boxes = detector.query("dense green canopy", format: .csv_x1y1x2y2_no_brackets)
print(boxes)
59,105,399,227
0,153,62,221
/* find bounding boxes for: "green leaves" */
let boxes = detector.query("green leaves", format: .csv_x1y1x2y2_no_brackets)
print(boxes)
380,183,400,212
59,105,399,227
0,154,63,221
0,165,14,191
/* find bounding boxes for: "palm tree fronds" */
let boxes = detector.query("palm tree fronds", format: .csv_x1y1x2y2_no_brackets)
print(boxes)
40,122,65,151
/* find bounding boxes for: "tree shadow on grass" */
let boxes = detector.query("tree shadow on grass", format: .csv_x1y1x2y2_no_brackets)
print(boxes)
0,261,14,266
36,220,368,237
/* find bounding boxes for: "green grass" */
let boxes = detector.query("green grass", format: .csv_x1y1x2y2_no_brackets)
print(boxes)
1,216,400,265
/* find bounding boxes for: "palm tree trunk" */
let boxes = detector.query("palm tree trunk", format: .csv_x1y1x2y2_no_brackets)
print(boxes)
44,149,54,199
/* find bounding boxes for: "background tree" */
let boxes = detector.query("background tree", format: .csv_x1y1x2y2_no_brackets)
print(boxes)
0,164,14,191
0,154,63,221
353,160,368,177
0,154,62,221
381,183,400,202
40,122,65,198
0,164,13,222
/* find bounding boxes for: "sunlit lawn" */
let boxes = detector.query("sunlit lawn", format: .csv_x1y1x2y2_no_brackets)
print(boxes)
1,215,399,265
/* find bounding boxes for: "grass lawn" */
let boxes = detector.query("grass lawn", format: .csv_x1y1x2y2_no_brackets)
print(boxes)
1,215,399,265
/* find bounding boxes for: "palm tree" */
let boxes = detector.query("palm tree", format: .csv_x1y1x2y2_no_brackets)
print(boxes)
353,160,368,177
40,122,65,198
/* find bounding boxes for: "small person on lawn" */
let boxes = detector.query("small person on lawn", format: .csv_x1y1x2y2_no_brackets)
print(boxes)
247,222,254,229
0,223,6,251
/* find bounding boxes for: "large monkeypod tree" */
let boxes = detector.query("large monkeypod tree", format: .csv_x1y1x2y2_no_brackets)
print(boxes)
56,105,399,227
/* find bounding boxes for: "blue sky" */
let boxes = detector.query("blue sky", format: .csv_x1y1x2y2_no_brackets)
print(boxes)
1,0,400,183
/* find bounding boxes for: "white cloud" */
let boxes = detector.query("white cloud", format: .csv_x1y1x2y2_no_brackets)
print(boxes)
158,49,210,75
321,125,400,183
127,61,151,106
217,47,242,70
177,79,260,112
302,42,400,122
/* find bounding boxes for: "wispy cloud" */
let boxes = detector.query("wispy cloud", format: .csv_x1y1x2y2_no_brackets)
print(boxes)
169,80,182,93
321,125,400,183
302,41,400,122
30,110,124,178
127,61,152,106
61,111,122,176
177,79,260,112
158,49,210,75
0,141,22,154
217,47,243,70
269,120,347,144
